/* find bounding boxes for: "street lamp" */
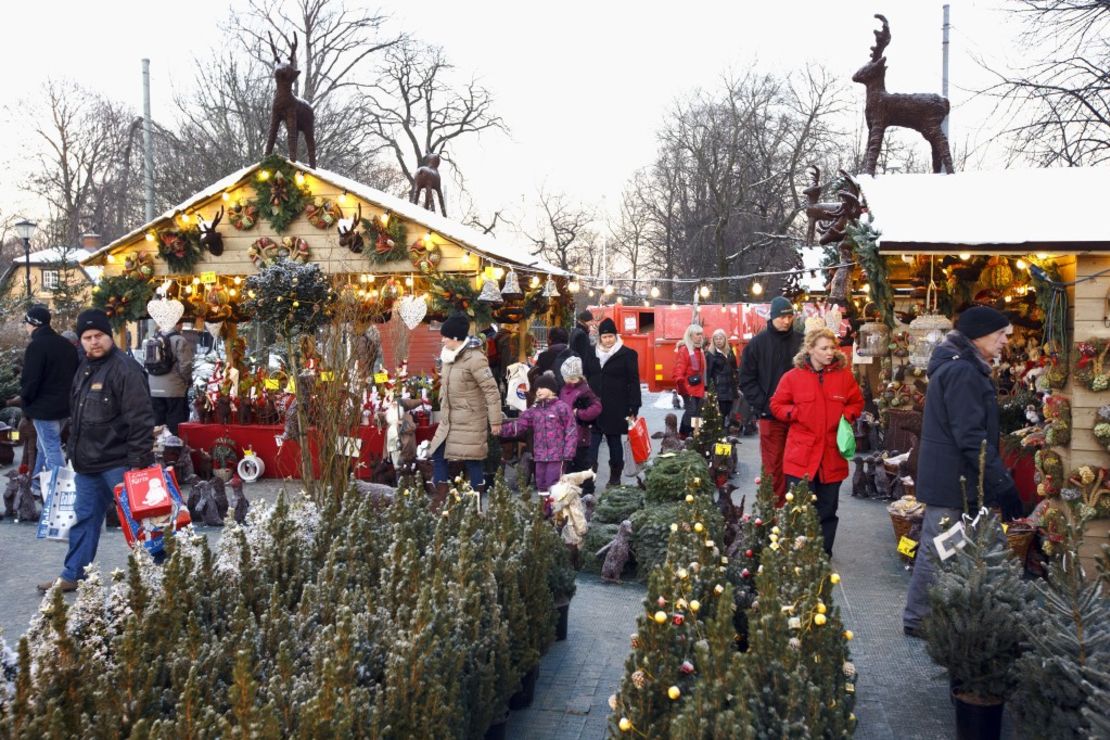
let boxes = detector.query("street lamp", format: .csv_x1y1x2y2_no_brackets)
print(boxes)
13,219,37,301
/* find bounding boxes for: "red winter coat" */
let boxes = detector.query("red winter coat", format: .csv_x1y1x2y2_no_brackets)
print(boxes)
769,354,863,484
673,345,707,398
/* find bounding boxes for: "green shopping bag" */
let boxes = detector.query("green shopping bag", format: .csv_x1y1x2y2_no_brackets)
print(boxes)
837,416,856,460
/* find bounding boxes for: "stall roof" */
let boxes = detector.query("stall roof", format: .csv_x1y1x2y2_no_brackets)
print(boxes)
856,167,1110,253
83,158,566,275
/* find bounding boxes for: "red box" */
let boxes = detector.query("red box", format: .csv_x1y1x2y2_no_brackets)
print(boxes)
124,466,174,519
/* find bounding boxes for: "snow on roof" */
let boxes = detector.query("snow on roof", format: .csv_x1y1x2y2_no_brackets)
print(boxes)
84,159,565,274
25,247,93,264
856,167,1110,250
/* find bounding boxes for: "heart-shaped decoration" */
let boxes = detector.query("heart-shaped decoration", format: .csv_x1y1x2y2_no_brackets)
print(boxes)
397,294,428,330
147,297,185,332
205,321,224,339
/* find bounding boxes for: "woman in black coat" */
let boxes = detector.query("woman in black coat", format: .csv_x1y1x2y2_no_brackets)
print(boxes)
588,317,642,488
705,328,739,421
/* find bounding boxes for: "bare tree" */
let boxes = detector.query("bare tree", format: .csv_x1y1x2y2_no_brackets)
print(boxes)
525,190,596,275
982,0,1110,166
609,174,655,285
363,39,508,191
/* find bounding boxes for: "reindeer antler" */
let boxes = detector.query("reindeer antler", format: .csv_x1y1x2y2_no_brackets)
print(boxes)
289,32,298,65
266,32,281,64
870,14,891,61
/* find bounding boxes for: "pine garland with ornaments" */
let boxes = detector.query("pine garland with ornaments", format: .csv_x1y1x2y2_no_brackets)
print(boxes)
253,154,310,232
242,261,335,338
91,274,155,330
362,213,409,264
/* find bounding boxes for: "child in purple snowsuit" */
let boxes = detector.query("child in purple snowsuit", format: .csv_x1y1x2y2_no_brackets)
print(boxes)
558,355,602,477
501,374,577,492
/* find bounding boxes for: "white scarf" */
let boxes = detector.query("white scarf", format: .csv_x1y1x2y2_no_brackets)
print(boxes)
440,343,466,366
596,336,624,368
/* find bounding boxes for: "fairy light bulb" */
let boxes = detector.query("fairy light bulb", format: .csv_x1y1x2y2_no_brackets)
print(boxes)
643,300,650,307
338,192,348,205
405,276,414,287
751,281,764,296
145,232,155,242
604,285,615,296
568,280,580,293
699,284,710,299
380,213,390,226
462,252,472,265
530,275,540,288
861,283,871,294
257,170,271,181
650,285,660,298
233,276,242,285
221,192,230,202
294,172,305,186
424,231,434,243
959,252,971,260
493,267,505,280
1016,259,1028,270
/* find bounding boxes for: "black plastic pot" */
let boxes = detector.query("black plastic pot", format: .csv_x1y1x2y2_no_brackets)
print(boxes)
509,665,539,710
484,715,508,740
953,693,1003,740
554,600,571,641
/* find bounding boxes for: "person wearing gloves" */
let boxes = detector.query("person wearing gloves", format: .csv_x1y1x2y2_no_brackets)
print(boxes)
587,317,642,488
672,324,707,437
739,295,802,505
39,309,154,594
428,312,503,497
558,356,603,480
902,305,1023,638
501,374,578,493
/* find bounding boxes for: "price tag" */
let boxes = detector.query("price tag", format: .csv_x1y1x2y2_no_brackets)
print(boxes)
374,371,389,384
273,435,284,448
714,442,732,457
285,379,296,393
1001,523,1009,534
897,536,919,558
319,371,335,381
200,271,218,284
10,431,19,442
263,379,280,390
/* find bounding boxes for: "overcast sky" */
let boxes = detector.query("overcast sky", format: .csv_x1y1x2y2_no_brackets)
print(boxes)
1,0,1027,243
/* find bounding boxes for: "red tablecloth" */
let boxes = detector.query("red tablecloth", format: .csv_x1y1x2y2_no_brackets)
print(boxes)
179,422,437,480
1003,448,1038,509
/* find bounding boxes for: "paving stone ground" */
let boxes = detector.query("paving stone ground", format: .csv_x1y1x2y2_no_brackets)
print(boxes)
0,391,1004,738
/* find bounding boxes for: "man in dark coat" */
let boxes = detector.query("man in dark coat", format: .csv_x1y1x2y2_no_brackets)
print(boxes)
39,309,154,593
587,317,641,488
902,305,1022,637
528,327,574,396
5,305,79,487
568,309,600,379
738,296,802,505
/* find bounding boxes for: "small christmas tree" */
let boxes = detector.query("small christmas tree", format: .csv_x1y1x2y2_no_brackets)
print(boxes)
725,471,779,651
692,389,725,461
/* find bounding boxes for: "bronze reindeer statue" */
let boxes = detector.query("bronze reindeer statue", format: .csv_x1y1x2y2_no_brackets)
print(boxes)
264,32,317,168
853,14,954,175
410,152,446,215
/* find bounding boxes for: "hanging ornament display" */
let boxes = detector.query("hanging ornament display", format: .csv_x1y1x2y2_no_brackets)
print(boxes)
397,294,429,329
205,284,233,321
252,155,310,232
541,276,560,298
248,236,311,269
122,253,156,281
146,296,186,332
501,270,523,298
1074,339,1110,392
907,257,952,369
363,214,409,264
227,200,259,230
979,256,1014,292
304,197,342,229
856,322,891,357
92,275,156,330
478,277,503,303
242,262,336,338
156,225,204,273
380,277,404,302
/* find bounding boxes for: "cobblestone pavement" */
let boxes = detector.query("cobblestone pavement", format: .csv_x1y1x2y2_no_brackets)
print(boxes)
0,391,988,738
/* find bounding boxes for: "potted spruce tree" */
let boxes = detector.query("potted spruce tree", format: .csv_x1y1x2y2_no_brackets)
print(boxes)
924,507,1030,740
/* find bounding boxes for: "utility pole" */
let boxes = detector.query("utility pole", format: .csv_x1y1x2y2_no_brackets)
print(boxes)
941,4,951,139
142,59,155,223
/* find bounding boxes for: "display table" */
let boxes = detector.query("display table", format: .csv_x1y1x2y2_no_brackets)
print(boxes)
179,422,437,480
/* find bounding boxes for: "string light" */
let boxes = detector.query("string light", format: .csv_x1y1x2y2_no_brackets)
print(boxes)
751,281,764,296
959,252,971,260
1016,259,1028,270
650,285,660,299
424,231,434,243
221,192,230,202
568,280,580,293
145,232,155,242
233,276,242,285
404,276,414,287
178,213,191,224
699,285,710,298
380,213,390,226
1036,252,1049,260
616,296,624,304
530,275,541,288
192,277,201,285
106,254,116,264
338,191,349,205
643,300,650,307
588,290,596,297
294,172,306,186
257,170,271,181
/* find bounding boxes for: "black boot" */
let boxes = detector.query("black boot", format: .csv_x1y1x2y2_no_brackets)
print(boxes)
608,466,622,487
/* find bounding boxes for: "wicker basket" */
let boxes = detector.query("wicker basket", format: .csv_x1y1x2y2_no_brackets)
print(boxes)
1006,526,1036,564
890,513,918,564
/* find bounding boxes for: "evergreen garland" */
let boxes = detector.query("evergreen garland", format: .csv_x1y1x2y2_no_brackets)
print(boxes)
156,224,204,273
91,274,155,330
242,262,336,338
428,273,492,328
846,217,894,328
361,215,409,264
253,155,310,232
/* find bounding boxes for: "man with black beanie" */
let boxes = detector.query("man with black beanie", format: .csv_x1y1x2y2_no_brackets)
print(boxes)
739,296,802,505
568,309,600,379
902,305,1022,637
5,304,79,488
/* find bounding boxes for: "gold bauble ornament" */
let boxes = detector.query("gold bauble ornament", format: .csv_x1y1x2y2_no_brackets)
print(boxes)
667,686,681,700
689,600,700,613
619,717,632,732
685,494,694,503
653,610,668,624
693,522,704,533
844,630,854,641
830,573,841,584
817,603,827,614
814,614,827,626
785,492,794,502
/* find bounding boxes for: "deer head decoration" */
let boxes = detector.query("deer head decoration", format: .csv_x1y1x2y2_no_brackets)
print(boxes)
410,152,446,216
337,202,365,253
264,31,317,168
852,14,954,175
197,206,225,256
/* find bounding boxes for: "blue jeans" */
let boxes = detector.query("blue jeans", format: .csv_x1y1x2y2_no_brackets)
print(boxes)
31,418,65,484
62,466,127,582
432,445,485,489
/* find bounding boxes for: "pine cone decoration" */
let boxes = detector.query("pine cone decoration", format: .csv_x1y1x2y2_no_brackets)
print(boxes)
631,670,647,689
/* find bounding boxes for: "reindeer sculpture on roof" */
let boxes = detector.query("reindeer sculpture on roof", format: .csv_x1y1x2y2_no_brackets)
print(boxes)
264,32,317,168
853,14,954,175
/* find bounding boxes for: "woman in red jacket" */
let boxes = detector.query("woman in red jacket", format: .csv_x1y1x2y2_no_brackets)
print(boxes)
673,324,707,437
770,327,863,556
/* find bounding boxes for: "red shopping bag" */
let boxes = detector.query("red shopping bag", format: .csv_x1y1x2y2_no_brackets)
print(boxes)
628,416,651,465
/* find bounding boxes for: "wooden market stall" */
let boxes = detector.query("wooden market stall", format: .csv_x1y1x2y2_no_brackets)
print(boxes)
81,156,568,480
855,166,1110,572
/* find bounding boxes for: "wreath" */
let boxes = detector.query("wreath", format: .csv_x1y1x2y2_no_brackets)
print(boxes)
156,225,204,273
1094,405,1110,453
304,197,342,229
1042,395,1071,447
228,200,259,230
248,236,311,268
92,275,155,330
211,437,239,470
362,214,408,264
1074,339,1110,392
254,154,310,232
428,273,492,327
407,239,443,274
121,253,156,281
1061,466,1110,520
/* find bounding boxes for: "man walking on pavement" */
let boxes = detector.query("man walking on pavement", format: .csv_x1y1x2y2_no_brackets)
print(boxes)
39,309,154,593
739,296,802,506
568,309,600,379
5,305,79,488
146,319,194,435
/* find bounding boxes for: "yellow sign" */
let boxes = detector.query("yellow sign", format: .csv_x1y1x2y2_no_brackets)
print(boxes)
285,379,296,393
263,379,280,390
714,442,732,457
374,371,389,384
200,271,218,284
9,431,19,442
897,536,919,558
319,371,335,381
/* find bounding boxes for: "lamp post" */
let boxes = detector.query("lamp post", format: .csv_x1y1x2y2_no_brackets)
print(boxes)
13,219,37,301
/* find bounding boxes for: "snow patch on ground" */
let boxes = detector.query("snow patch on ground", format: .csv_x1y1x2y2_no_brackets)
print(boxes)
650,390,681,410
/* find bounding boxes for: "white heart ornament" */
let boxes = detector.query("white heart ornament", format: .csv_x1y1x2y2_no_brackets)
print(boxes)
205,321,224,338
398,294,428,330
147,297,185,332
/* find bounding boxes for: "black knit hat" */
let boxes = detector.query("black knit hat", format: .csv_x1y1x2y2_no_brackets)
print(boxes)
598,317,618,336
957,306,1010,340
75,309,113,338
439,312,470,341
769,296,795,319
25,304,51,327
533,373,559,394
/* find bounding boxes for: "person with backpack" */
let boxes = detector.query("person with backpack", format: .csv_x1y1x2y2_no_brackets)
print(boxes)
146,319,194,435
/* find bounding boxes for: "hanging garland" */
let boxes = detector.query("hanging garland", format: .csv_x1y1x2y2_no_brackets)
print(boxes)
522,286,550,319
248,236,311,269
362,214,408,264
304,197,342,229
156,225,204,273
846,217,894,328
428,273,492,327
253,154,310,232
92,275,155,330
1074,339,1110,392
121,253,156,281
228,200,259,230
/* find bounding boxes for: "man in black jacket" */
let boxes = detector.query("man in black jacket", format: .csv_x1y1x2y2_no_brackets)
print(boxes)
739,296,801,505
902,306,1022,637
39,309,155,593
568,309,600,379
5,305,79,487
